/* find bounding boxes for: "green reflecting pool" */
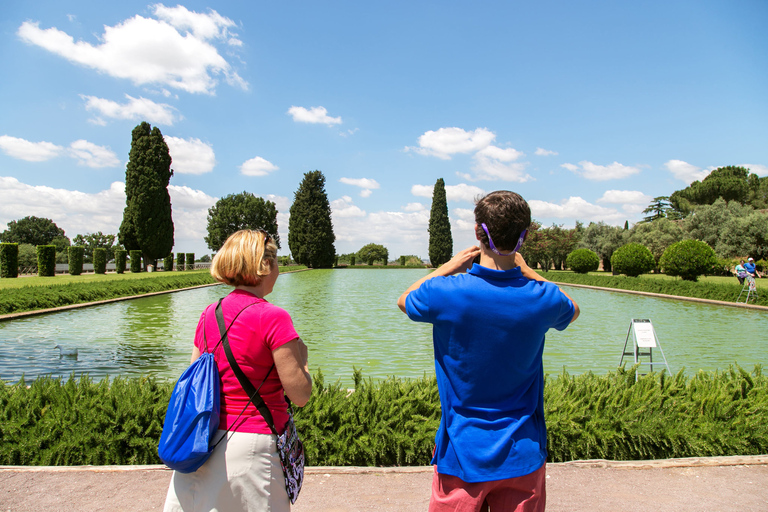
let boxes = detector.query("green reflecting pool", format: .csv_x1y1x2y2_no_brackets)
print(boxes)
0,269,765,385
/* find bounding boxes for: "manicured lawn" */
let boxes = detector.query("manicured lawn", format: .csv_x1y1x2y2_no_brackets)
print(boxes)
544,270,768,289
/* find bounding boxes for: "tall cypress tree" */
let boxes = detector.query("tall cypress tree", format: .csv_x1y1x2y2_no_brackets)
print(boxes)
288,170,336,268
118,122,174,269
428,178,453,266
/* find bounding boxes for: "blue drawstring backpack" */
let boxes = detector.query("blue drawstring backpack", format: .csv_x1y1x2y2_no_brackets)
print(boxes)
158,299,260,473
157,349,221,473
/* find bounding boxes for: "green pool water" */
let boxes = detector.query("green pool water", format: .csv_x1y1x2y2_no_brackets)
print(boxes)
0,269,765,385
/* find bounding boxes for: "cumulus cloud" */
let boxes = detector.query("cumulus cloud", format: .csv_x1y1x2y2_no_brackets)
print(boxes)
331,196,366,218
0,135,63,161
68,140,120,168
466,147,532,182
743,164,768,176
287,106,342,125
240,156,278,177
535,147,558,156
663,159,710,184
561,161,641,181
597,190,652,205
340,177,380,198
81,94,179,126
411,183,485,203
406,127,495,160
17,4,246,95
167,184,218,243
528,196,625,223
403,202,425,212
164,136,216,175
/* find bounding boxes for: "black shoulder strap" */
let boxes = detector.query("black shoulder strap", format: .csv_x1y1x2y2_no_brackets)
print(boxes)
215,299,280,436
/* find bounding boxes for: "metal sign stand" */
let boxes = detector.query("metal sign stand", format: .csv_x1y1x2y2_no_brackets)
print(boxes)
620,319,671,381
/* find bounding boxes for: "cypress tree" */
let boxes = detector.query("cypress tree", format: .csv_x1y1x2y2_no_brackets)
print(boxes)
118,122,174,270
428,178,453,266
288,170,336,268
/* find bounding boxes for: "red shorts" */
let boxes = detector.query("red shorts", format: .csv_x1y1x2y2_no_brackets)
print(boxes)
429,463,546,512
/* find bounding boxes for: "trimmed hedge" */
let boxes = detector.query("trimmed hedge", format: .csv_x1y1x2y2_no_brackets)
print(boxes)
1,243,19,278
129,250,142,273
611,243,655,277
542,271,768,306
93,248,107,275
659,240,717,282
566,248,600,274
0,366,766,466
176,253,185,271
186,253,195,271
0,272,217,315
163,253,174,272
68,246,84,276
36,245,56,277
115,250,127,274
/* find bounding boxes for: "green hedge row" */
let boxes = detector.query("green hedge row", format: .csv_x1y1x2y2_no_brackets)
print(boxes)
36,245,56,277
1,243,19,278
68,246,84,276
0,273,217,315
0,366,765,466
542,272,767,306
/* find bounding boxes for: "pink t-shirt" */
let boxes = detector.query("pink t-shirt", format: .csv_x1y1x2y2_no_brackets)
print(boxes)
194,289,299,434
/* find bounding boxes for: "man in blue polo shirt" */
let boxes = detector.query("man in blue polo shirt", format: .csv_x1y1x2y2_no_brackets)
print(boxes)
398,190,579,511
744,257,762,278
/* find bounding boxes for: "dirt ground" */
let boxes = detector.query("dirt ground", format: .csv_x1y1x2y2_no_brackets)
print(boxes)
1,457,767,512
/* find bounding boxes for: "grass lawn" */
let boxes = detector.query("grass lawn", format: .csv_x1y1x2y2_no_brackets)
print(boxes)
543,270,768,289
0,266,306,291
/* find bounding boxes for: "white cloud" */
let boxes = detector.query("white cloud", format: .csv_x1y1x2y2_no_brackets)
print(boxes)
331,196,366,218
406,127,495,160
664,159,710,184
0,135,63,161
529,196,625,223
17,5,246,95
81,94,179,125
467,150,532,182
411,183,485,202
240,156,278,177
453,207,476,231
68,140,120,168
744,164,768,177
476,145,524,162
597,190,652,205
561,161,641,181
0,177,126,236
403,202,425,212
535,147,558,156
340,177,379,197
264,194,291,212
164,136,216,175
168,184,217,209
287,106,342,125
168,184,217,244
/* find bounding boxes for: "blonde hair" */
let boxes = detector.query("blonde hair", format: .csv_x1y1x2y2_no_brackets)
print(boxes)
210,229,278,287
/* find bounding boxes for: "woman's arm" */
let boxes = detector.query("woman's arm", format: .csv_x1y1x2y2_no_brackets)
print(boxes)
273,338,312,406
190,345,201,364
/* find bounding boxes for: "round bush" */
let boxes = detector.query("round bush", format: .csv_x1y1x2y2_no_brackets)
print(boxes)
611,243,655,277
566,248,600,274
659,239,717,282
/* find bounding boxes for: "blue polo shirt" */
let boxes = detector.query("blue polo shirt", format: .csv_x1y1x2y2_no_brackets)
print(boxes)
745,262,757,274
405,264,575,483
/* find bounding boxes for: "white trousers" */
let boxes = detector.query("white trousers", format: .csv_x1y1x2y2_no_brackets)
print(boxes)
163,430,290,512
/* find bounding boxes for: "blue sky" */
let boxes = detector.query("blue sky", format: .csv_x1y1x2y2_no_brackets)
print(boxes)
1,1,766,259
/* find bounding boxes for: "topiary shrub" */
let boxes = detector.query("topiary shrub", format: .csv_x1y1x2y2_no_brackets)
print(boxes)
0,243,19,278
163,253,174,271
566,248,600,274
350,255,356,266
115,250,127,274
37,245,56,277
611,243,655,277
93,248,107,274
659,239,718,282
186,253,195,271
129,250,142,273
176,252,185,271
68,246,84,276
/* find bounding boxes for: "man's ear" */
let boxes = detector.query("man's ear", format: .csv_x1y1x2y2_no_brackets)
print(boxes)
474,224,481,241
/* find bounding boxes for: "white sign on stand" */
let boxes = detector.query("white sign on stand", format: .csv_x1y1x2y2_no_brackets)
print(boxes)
620,319,670,380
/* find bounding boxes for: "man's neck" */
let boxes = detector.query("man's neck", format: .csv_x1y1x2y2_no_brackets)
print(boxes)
478,245,517,271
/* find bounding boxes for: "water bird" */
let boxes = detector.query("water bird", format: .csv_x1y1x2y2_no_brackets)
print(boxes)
54,344,78,359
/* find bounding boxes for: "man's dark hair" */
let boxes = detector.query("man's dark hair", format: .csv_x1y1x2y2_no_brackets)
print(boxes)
474,191,531,251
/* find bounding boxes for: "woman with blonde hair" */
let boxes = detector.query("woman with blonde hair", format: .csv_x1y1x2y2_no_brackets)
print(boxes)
164,229,311,512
